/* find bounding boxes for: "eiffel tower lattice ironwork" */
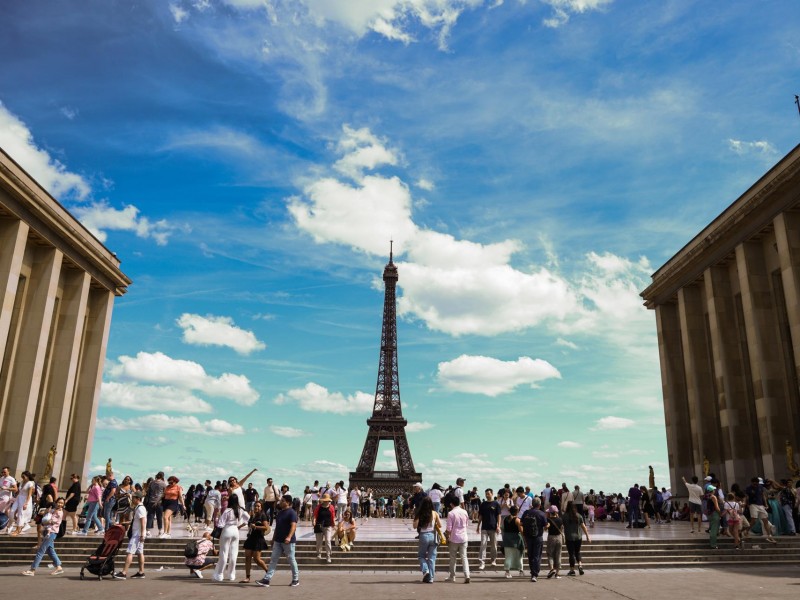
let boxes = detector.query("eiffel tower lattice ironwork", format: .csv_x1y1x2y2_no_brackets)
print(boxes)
349,246,421,496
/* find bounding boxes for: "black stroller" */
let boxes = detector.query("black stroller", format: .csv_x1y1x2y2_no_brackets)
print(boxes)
79,524,127,580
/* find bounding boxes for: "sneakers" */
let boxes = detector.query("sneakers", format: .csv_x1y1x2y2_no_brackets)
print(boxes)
547,570,555,579
290,580,299,587
478,563,485,571
113,572,127,579
193,570,203,579
131,572,145,579
326,557,332,564
567,570,576,576
530,576,538,582
465,578,470,584
73,530,87,535
578,566,585,575
316,553,322,559
505,571,512,579
51,567,64,576
256,577,270,587
21,570,35,576
422,572,431,583
444,576,455,583
490,559,497,566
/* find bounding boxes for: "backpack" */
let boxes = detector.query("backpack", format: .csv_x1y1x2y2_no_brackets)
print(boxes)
116,492,131,514
521,510,539,538
184,540,199,559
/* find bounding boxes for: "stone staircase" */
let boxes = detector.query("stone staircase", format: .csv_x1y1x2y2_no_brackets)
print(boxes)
2,535,799,571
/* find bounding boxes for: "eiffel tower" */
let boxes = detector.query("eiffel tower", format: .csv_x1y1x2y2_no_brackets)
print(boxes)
349,245,421,496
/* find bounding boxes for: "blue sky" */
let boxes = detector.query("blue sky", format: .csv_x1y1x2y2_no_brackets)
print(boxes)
1,0,798,494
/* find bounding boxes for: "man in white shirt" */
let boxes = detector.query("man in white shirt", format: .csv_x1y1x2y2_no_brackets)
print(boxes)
0,466,17,532
114,492,147,579
541,483,552,510
454,478,466,508
682,475,704,533
515,487,532,515
263,478,280,525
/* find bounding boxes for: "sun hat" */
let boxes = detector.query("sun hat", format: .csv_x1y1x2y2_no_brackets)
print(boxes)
320,494,332,503
548,505,559,514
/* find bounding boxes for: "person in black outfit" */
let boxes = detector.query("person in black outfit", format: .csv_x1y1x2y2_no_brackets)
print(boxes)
63,474,82,534
521,497,548,582
242,500,269,583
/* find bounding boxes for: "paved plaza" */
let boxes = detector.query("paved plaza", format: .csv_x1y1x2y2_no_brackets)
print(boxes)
0,565,797,598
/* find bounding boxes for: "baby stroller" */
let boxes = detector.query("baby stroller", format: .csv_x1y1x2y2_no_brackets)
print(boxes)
80,524,127,580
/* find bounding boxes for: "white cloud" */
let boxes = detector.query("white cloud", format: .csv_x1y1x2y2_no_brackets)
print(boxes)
541,0,613,28
593,416,635,430
416,178,435,190
99,381,212,413
727,138,777,156
0,101,89,199
436,354,561,396
169,3,189,23
59,106,78,120
177,313,266,355
406,421,435,432
72,201,175,246
274,382,374,414
163,126,269,158
333,125,399,180
558,440,581,448
555,338,579,350
503,455,538,462
270,425,310,438
96,414,245,436
108,351,259,406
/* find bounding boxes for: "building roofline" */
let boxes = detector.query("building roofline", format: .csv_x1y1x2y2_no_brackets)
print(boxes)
640,143,800,308
0,146,131,295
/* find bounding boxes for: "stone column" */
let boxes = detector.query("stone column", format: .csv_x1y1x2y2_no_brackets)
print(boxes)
62,288,114,481
736,240,790,478
773,212,800,445
678,284,723,479
0,218,29,366
655,302,694,490
704,265,760,485
30,270,91,483
0,246,63,472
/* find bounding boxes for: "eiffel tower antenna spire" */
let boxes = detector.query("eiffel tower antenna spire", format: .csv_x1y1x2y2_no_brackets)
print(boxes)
349,245,421,495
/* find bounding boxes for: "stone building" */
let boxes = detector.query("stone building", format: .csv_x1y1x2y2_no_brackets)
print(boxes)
641,144,800,491
0,148,130,482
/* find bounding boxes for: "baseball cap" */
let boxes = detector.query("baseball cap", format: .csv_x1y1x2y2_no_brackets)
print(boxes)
705,484,715,492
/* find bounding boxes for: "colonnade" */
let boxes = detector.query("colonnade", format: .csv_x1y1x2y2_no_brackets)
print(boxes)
0,149,129,483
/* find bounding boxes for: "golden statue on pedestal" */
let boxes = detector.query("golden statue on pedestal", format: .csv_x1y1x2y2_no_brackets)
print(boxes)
43,445,57,480
106,458,113,479
703,456,710,478
648,465,655,489
786,440,800,484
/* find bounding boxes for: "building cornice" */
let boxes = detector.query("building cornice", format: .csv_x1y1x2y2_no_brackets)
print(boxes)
0,148,131,296
641,143,800,308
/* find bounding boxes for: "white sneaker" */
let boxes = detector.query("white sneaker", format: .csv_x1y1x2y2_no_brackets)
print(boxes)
194,570,203,579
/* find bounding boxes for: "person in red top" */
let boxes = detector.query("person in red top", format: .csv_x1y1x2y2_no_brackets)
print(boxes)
312,494,336,563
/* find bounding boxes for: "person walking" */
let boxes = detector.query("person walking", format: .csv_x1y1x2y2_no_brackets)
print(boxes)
257,494,300,587
204,482,221,530
502,505,524,579
21,496,65,576
144,471,165,537
101,471,118,532
413,496,441,583
161,476,184,539
477,488,500,570
705,484,722,549
521,497,547,582
262,478,280,525
242,500,270,583
745,477,776,543
723,492,742,549
76,476,103,535
444,495,470,583
213,492,250,582
9,471,35,536
545,505,564,579
313,494,336,564
113,491,147,579
0,466,18,533
563,501,591,575
63,474,82,534
625,483,641,529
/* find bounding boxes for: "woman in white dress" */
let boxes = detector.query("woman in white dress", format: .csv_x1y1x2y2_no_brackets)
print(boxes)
10,471,35,536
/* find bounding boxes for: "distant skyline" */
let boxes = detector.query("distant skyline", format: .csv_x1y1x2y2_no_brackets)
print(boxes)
1,1,798,494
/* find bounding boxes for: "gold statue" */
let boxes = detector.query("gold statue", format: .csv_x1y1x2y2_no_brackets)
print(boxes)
648,465,655,489
44,445,57,479
106,458,113,479
703,456,710,478
786,440,800,477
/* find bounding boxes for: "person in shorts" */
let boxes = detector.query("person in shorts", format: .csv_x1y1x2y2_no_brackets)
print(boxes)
114,491,147,579
682,475,704,533
185,531,218,578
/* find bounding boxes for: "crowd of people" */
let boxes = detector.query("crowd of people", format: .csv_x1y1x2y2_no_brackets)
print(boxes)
1,464,798,585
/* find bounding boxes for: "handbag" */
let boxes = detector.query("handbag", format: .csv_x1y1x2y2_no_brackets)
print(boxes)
211,525,222,539
433,516,447,546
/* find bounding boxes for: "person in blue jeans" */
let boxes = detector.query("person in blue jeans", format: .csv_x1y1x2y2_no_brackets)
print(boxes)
102,472,118,531
257,495,299,587
77,476,104,535
413,496,441,583
626,484,642,528
22,497,65,576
